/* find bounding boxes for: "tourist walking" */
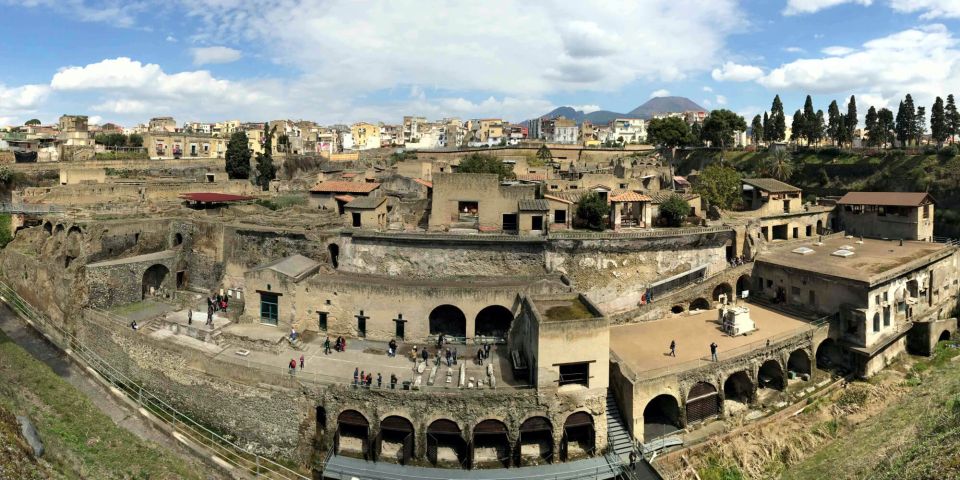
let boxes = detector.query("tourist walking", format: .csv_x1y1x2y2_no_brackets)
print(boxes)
324,336,331,355
629,451,637,470
452,349,457,365
421,347,429,363
353,367,359,386
484,343,491,359
288,359,296,376
390,373,398,389
477,347,484,366
365,373,372,387
445,348,452,367
187,308,193,326
299,354,304,370
289,327,298,342
206,307,213,326
388,339,397,357
377,373,382,388
710,342,718,362
670,340,676,357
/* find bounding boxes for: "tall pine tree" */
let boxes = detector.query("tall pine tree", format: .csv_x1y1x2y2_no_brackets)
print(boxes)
254,123,277,191
895,100,911,146
814,110,826,146
878,108,895,149
845,95,857,147
802,95,816,146
931,97,947,148
771,95,786,142
827,100,842,146
915,106,926,146
762,111,770,142
865,106,878,148
751,115,763,145
791,109,805,145
946,94,960,143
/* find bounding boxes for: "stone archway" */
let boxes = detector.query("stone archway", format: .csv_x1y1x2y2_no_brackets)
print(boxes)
42,221,52,235
671,305,684,314
712,283,733,302
643,394,682,440
429,305,467,338
736,275,751,297
517,416,553,466
690,298,710,311
173,232,183,246
475,305,513,342
142,264,170,300
940,330,951,342
758,359,786,390
686,382,720,423
336,410,370,458
472,419,511,469
328,243,340,269
561,412,595,462
377,416,415,465
427,419,466,468
816,339,842,371
723,371,754,404
788,349,811,378
816,219,824,235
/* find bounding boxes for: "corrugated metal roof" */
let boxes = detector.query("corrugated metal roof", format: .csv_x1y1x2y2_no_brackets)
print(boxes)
837,191,934,207
742,178,801,193
345,196,386,209
518,199,550,211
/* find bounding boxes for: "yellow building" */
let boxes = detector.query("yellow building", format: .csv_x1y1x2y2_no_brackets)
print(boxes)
477,119,504,143
351,122,382,150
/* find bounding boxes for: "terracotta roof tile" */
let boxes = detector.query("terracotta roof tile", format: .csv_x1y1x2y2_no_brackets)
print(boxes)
609,191,652,202
413,178,433,188
837,191,934,207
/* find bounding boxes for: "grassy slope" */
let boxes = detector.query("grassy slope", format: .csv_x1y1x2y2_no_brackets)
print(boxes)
783,346,960,480
0,328,206,480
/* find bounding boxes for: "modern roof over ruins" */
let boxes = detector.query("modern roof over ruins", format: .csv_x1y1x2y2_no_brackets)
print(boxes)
310,181,381,194
755,236,952,285
837,191,935,207
251,254,321,282
344,196,386,209
742,178,801,193
179,192,255,203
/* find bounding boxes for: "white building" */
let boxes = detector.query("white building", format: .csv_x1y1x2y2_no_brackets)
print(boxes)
606,118,646,144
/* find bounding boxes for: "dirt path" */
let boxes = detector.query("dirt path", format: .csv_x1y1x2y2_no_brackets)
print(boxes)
0,304,224,478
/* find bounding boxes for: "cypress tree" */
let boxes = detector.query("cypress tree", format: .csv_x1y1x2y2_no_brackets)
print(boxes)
845,95,857,146
762,111,770,142
865,106,878,148
771,95,786,142
751,115,763,145
945,94,959,143
827,100,842,145
915,106,926,146
802,95,816,146
931,96,947,148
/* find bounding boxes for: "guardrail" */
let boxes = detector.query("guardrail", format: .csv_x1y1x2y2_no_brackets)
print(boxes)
549,226,731,241
0,281,311,479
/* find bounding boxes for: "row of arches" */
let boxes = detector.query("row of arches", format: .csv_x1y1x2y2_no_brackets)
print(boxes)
642,349,811,440
672,275,752,314
428,304,514,341
327,410,595,468
42,221,80,237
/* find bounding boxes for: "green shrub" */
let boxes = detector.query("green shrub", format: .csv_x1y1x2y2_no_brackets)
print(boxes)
938,145,958,158
575,192,610,231
255,194,307,211
0,214,11,249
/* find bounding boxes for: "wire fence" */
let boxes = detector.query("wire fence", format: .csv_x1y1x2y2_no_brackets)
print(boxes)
0,281,311,479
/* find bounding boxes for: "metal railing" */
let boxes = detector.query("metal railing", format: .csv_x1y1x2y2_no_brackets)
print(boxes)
549,226,730,241
324,453,630,480
0,281,311,479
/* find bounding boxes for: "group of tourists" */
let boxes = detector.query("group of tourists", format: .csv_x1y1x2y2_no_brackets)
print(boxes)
729,255,748,267
352,368,398,389
287,355,305,375
666,340,720,361
476,342,492,366
322,336,347,354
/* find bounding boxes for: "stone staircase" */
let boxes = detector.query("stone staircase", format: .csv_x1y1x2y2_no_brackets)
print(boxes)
606,390,634,457
287,336,304,350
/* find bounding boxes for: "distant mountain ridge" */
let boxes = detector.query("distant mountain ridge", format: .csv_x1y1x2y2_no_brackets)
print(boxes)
530,96,705,125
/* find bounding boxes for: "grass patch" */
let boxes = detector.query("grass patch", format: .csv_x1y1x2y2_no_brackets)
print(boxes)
543,299,594,321
255,194,307,211
107,301,155,316
0,214,12,249
0,328,206,479
698,455,746,480
95,151,149,161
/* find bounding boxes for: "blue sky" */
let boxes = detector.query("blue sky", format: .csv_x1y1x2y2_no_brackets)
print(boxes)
1,0,960,127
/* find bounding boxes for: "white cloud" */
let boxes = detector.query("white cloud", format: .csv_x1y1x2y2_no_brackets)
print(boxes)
50,57,278,120
716,94,728,105
783,0,872,16
702,86,714,92
12,0,142,27
891,0,960,19
711,61,764,82
166,35,177,43
757,24,960,111
190,46,242,65
570,104,602,113
181,0,745,96
702,98,713,107
821,45,856,55
87,115,103,125
784,46,805,53
650,89,671,98
0,83,50,111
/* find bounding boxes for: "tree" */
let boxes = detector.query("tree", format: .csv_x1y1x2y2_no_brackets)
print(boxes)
877,108,895,149
770,95,786,142
915,106,927,146
791,109,805,145
751,115,763,145
802,95,816,146
700,109,746,152
827,100,842,146
458,153,515,180
24,119,40,126
865,106,879,148
695,164,741,211
764,149,794,181
931,97,948,148
128,133,143,148
690,122,703,147
813,110,826,146
255,124,277,191
762,112,770,142
536,145,552,163
225,131,251,179
575,192,610,231
946,94,959,143
659,194,690,227
646,117,692,149
895,100,912,147
845,95,857,146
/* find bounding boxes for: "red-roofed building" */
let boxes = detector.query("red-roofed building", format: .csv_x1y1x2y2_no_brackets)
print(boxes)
309,181,381,211
180,192,255,204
